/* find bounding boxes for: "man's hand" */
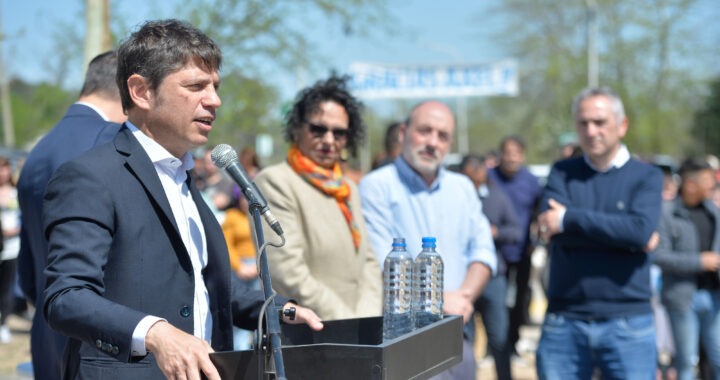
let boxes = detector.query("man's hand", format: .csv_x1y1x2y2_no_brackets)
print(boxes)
540,198,566,238
145,321,220,380
644,232,660,253
443,289,474,323
236,264,258,281
281,303,324,331
537,198,566,242
700,251,720,271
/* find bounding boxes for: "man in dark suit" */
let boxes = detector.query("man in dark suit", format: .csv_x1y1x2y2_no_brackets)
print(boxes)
16,50,125,380
42,19,322,380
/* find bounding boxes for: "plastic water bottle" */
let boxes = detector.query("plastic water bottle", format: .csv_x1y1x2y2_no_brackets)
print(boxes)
413,236,444,328
383,238,414,341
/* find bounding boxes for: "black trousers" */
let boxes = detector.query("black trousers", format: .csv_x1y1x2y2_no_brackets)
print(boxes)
0,258,17,325
506,251,532,353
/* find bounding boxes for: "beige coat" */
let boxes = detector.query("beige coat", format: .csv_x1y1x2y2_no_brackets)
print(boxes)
254,161,382,320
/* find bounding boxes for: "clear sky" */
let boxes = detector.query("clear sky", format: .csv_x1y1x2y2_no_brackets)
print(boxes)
2,0,718,111
0,0,505,102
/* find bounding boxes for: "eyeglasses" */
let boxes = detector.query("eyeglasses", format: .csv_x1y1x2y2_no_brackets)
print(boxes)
307,122,349,141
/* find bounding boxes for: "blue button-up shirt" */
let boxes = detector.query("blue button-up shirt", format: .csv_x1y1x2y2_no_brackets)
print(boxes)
359,156,497,291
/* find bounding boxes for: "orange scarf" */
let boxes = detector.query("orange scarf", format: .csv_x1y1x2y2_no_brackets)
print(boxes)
287,145,361,251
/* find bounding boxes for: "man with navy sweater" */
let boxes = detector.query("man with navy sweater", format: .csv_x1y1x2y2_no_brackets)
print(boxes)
535,87,663,379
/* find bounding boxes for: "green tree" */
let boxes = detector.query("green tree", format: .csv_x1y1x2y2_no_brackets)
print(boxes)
469,0,716,163
692,76,720,155
9,79,74,149
171,0,392,153
9,0,391,151
211,71,279,150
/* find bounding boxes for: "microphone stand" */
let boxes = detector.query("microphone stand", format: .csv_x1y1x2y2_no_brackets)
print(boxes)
248,202,287,380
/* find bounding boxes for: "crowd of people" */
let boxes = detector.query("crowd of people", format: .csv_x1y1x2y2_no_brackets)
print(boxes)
0,17,719,380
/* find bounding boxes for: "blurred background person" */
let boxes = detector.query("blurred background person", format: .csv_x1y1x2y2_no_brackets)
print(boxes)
222,147,261,350
488,135,542,361
0,156,17,344
712,182,720,210
460,153,521,380
16,50,123,380
200,148,235,222
222,188,259,350
254,75,382,320
654,157,720,380
484,149,501,169
371,121,403,170
651,157,680,379
239,146,261,179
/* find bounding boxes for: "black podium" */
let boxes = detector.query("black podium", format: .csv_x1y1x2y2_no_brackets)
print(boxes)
210,315,463,380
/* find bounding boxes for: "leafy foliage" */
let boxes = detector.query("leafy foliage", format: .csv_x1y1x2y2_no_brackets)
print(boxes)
467,0,716,163
166,0,391,156
692,77,720,155
6,79,74,149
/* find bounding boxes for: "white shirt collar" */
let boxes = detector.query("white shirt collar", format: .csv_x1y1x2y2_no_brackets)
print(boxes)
125,121,195,175
584,144,630,172
75,101,110,121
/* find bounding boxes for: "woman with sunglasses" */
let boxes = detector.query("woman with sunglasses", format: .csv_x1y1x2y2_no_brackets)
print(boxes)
254,75,382,321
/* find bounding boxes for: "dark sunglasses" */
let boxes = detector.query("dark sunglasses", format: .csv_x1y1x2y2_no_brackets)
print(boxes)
307,122,349,141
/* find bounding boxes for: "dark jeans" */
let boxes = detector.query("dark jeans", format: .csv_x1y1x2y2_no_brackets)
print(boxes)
476,275,512,380
507,252,532,353
0,258,17,325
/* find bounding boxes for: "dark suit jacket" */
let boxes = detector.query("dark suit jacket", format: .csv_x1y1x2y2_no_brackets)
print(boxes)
17,103,121,380
43,126,267,379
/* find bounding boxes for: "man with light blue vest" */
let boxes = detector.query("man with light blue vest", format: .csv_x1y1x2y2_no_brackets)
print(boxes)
536,87,663,379
360,100,497,380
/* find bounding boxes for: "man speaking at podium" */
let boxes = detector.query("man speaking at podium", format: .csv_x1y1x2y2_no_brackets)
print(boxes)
360,100,497,379
42,19,322,380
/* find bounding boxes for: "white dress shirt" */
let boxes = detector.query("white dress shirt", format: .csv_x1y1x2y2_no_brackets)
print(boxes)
126,122,212,356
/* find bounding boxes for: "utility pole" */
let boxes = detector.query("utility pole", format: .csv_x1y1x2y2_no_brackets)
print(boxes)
586,0,598,87
0,4,14,147
84,0,112,74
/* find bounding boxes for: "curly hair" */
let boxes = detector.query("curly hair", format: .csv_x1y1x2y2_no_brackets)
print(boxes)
284,75,365,157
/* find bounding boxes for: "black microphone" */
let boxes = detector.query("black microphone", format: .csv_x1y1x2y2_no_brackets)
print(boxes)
210,144,284,237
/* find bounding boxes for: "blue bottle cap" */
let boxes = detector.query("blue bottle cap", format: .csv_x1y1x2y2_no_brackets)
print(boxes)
421,236,436,248
392,237,406,247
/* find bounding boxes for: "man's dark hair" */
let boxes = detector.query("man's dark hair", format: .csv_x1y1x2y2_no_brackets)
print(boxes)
459,154,485,173
284,75,365,157
116,19,222,112
678,157,713,180
80,50,119,100
384,122,402,155
500,135,526,153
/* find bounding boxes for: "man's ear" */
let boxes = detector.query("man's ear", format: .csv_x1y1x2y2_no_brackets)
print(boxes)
618,116,629,138
127,74,152,111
